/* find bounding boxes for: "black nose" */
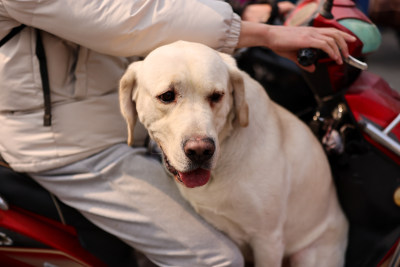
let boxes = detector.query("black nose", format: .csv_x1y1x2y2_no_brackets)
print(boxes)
183,137,215,164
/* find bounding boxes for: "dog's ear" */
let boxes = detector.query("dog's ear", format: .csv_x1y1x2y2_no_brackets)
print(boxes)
119,62,141,146
219,53,249,127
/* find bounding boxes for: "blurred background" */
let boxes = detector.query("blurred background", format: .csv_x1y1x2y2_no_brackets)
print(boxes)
368,28,400,92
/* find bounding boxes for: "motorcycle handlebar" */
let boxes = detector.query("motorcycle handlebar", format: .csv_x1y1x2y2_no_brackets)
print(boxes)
297,48,368,70
297,48,319,67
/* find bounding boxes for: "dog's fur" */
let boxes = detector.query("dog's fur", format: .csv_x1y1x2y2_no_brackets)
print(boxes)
119,41,348,266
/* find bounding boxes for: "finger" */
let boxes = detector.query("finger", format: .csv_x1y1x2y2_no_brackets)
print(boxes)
319,34,343,64
321,28,356,59
310,37,342,64
336,31,356,58
323,28,349,59
336,33,350,59
340,30,357,42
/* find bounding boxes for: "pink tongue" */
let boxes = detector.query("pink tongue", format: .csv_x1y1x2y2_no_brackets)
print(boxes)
178,168,211,188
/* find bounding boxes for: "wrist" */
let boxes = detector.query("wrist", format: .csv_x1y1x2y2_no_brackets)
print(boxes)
237,21,271,49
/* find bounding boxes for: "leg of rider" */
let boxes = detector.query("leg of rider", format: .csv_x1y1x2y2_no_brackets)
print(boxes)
29,143,244,267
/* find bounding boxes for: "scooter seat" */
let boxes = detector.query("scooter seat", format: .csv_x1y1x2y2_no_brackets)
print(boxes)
0,165,64,222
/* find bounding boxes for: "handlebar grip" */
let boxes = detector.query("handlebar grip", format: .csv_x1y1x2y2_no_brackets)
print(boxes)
297,48,318,67
298,48,368,70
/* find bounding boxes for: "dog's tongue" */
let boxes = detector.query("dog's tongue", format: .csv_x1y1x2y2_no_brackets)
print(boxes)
178,168,210,188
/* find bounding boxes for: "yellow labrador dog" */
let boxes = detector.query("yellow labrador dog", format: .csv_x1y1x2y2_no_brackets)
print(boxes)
119,41,348,266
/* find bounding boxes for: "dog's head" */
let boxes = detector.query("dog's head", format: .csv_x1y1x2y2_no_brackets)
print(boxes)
119,41,248,188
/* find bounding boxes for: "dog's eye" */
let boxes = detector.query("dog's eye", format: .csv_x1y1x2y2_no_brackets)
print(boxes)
208,92,224,103
157,90,176,103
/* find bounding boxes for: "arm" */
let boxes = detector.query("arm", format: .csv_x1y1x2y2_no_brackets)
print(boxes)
2,0,241,56
237,21,356,72
2,0,355,71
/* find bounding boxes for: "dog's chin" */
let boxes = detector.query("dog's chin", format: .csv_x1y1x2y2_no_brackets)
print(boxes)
162,153,211,188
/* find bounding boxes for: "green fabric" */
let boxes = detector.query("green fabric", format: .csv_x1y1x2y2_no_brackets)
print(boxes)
339,18,382,54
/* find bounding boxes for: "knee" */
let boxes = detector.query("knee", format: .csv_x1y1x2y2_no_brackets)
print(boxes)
202,246,245,267
225,251,245,267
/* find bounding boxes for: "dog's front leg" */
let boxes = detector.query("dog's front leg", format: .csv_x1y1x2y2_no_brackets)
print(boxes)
252,235,284,267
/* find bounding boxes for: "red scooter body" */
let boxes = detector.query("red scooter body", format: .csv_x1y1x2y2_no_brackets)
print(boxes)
0,205,106,267
285,0,400,266
345,71,400,164
286,0,400,163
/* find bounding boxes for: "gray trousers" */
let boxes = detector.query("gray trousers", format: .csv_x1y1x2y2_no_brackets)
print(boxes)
29,143,243,267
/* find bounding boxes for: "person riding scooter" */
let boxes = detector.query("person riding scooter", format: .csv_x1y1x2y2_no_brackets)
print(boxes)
0,0,354,265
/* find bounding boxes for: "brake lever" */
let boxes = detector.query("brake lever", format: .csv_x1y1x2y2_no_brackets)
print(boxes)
344,55,368,70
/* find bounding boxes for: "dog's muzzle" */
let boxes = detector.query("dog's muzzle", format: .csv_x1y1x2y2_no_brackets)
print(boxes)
183,137,215,165
161,137,215,188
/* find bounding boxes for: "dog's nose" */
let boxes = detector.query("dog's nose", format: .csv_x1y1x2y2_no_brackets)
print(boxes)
183,137,215,163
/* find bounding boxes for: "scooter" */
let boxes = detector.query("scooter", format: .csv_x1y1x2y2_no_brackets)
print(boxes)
236,0,400,266
0,0,399,266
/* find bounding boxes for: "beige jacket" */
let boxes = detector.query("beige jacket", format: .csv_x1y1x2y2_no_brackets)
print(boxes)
0,0,241,172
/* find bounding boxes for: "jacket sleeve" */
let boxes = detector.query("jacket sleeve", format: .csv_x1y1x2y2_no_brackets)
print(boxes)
1,0,241,56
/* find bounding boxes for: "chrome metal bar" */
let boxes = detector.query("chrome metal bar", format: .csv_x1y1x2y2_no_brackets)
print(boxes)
360,120,400,157
384,114,400,135
344,55,368,70
0,194,9,211
389,240,400,267
50,193,66,225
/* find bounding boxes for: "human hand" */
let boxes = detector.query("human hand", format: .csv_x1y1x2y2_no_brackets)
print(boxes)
237,22,357,72
242,2,295,23
266,25,356,72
